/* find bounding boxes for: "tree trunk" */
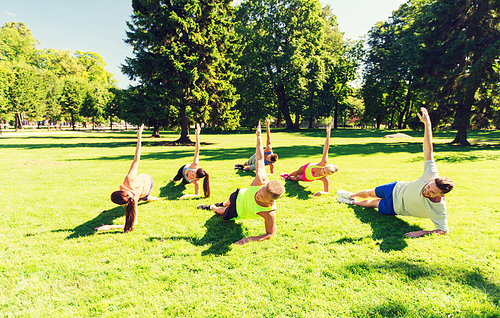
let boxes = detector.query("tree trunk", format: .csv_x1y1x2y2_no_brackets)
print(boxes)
92,117,95,130
152,123,160,138
398,85,412,129
15,112,24,131
451,84,478,146
176,105,192,143
71,114,75,131
333,101,338,129
274,84,294,129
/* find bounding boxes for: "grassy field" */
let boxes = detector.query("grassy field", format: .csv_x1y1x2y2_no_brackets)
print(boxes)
1,127,499,317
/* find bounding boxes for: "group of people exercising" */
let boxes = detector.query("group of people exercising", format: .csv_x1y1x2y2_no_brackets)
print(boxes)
96,107,454,244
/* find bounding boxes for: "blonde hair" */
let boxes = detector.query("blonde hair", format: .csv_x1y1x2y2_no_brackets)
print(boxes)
266,180,285,200
323,164,339,175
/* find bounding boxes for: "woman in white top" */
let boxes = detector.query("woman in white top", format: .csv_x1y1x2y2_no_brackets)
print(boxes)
171,124,211,199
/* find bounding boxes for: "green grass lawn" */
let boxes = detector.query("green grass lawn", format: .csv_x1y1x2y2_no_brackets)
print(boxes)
1,128,499,317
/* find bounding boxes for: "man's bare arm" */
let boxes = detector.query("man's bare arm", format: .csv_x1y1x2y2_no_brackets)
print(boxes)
417,107,434,161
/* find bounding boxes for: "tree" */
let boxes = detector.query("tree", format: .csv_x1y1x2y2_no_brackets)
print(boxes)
409,0,500,145
59,76,88,130
0,22,38,64
4,62,46,131
122,0,239,142
235,0,329,129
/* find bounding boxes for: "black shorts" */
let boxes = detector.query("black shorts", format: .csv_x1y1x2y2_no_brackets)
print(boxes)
223,188,240,220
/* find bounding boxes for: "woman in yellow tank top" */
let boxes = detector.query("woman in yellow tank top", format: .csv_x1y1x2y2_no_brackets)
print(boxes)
95,124,159,233
280,123,338,198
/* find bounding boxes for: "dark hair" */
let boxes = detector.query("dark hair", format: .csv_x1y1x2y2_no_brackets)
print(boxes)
269,153,278,163
435,177,454,194
196,168,211,198
110,190,137,233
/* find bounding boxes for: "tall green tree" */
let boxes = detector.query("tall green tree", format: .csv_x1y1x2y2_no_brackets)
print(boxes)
122,0,239,142
409,0,500,145
59,76,88,130
235,0,329,129
4,63,46,131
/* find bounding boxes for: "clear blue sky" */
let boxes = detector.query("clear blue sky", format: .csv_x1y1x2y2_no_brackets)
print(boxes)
0,0,406,89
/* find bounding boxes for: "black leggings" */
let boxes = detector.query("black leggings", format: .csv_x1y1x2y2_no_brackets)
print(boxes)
173,165,189,184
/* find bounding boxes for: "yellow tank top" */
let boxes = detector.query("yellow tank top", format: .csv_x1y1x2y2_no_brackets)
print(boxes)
235,186,277,220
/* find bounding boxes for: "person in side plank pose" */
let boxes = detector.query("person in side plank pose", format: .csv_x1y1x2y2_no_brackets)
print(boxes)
96,124,159,233
198,121,285,245
234,119,278,175
280,123,338,198
336,107,454,238
171,124,211,199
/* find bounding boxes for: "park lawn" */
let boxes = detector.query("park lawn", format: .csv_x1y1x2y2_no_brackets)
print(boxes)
0,128,499,317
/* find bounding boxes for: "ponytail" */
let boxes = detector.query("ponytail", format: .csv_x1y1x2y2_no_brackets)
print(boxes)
124,197,137,233
196,168,211,198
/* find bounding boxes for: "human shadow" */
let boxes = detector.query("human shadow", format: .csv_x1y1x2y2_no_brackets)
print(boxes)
148,214,244,256
335,205,422,252
284,180,313,200
159,181,187,200
64,206,125,239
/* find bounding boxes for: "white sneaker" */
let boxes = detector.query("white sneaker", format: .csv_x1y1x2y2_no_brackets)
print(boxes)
337,197,353,204
336,190,353,199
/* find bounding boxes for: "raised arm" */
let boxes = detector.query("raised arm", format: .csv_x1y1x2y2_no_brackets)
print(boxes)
250,121,268,186
191,124,201,167
417,107,434,161
319,123,332,166
264,119,272,152
125,124,144,181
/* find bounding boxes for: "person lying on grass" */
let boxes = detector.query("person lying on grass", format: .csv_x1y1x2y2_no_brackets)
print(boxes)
336,107,454,238
280,123,339,198
198,121,285,245
96,124,159,233
234,119,278,175
171,124,211,199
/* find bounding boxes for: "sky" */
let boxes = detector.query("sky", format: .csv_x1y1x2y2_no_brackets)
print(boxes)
0,0,406,89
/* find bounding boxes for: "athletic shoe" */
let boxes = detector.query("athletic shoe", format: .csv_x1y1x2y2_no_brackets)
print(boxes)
337,197,354,205
234,164,244,170
214,202,224,207
197,204,212,210
280,173,290,180
336,190,353,199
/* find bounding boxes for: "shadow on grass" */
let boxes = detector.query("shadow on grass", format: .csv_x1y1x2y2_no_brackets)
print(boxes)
3,131,499,165
330,260,500,316
159,181,187,200
335,205,422,252
284,180,313,200
64,206,125,239
148,214,244,256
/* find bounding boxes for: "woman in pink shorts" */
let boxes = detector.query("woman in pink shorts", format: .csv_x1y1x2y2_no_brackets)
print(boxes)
281,123,338,198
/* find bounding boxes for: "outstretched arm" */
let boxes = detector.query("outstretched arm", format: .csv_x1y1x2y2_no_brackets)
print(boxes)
319,123,332,166
417,107,434,161
312,176,330,198
264,119,272,152
234,210,277,245
250,122,268,186
405,229,447,238
191,124,201,167
125,124,144,181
